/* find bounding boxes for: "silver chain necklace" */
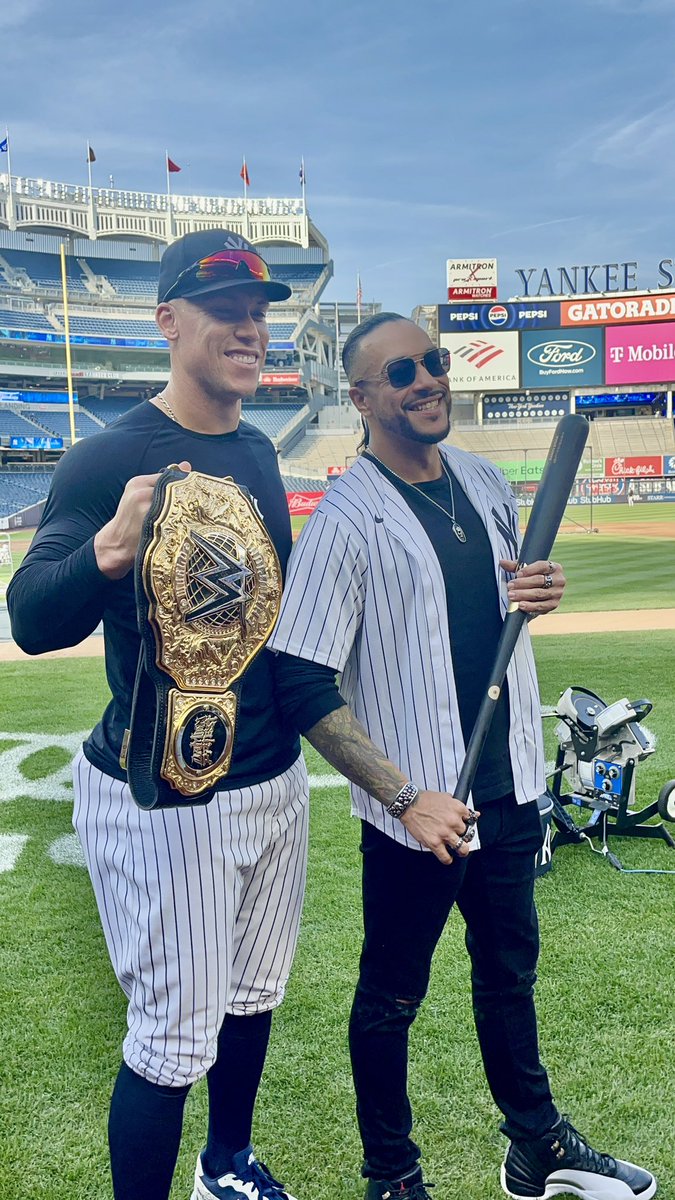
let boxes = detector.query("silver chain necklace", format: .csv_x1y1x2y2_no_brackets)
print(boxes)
155,390,178,422
364,450,467,543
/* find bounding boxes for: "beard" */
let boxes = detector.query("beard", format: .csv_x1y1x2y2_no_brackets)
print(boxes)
378,403,451,445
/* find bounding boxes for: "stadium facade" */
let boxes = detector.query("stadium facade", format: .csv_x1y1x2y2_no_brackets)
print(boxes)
0,170,346,522
1,165,674,526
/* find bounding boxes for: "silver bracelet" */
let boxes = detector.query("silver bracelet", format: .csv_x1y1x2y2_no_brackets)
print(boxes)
386,781,419,820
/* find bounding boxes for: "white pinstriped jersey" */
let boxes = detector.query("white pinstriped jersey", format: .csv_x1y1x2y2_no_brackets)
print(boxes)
269,446,546,849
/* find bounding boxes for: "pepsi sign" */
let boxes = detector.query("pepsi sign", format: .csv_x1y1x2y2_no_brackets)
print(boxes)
438,301,561,333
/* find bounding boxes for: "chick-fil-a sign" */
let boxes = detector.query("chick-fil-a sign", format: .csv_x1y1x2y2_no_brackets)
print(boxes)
604,456,662,477
605,322,675,384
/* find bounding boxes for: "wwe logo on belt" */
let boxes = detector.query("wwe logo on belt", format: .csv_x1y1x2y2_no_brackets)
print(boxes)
184,531,252,626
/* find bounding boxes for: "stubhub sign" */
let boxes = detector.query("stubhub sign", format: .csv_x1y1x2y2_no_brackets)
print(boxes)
438,301,561,333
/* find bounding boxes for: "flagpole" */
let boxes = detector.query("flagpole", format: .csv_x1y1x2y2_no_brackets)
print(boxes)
300,156,306,213
86,142,96,237
4,128,15,231
60,243,77,444
357,273,362,324
242,155,249,238
334,300,343,427
165,149,173,241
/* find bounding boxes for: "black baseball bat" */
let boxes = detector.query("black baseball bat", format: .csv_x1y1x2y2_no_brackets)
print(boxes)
454,412,589,805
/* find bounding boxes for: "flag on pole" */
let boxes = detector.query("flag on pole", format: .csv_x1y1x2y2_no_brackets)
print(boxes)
86,143,96,163
357,273,363,323
0,136,8,154
240,158,250,187
167,155,181,173
299,158,305,186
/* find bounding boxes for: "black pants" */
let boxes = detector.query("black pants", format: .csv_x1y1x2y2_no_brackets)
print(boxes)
348,795,559,1181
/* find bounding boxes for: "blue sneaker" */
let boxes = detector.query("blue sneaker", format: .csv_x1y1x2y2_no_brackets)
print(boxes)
192,1146,297,1200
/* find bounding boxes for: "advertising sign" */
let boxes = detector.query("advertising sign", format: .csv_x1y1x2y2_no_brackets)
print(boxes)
446,258,497,301
483,391,569,420
326,466,347,476
605,322,675,385
494,460,548,483
259,372,302,387
285,491,323,516
438,301,560,333
441,332,519,391
562,293,675,327
0,389,78,404
0,327,166,349
664,455,675,476
604,455,663,477
9,436,64,449
575,390,662,410
521,328,603,388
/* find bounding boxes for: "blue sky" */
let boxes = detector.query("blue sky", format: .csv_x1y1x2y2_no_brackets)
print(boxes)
3,0,675,313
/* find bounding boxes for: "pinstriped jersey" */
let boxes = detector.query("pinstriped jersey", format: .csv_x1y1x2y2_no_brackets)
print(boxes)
269,447,546,848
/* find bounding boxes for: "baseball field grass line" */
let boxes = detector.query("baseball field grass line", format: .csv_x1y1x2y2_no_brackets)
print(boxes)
550,535,675,612
0,638,673,1198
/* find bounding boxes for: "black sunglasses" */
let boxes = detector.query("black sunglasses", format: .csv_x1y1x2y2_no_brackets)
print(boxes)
356,347,451,390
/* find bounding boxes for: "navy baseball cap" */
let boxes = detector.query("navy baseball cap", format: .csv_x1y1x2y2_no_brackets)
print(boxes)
157,229,292,304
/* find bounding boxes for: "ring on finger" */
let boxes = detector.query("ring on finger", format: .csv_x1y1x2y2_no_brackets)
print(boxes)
548,560,555,572
543,573,553,589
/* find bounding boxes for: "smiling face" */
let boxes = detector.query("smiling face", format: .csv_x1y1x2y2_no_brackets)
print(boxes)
349,319,451,453
156,285,270,405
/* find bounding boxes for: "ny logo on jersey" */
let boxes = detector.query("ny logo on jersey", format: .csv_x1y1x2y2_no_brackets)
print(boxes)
491,501,519,563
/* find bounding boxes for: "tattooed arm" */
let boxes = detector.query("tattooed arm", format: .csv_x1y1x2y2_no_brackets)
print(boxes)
305,706,475,865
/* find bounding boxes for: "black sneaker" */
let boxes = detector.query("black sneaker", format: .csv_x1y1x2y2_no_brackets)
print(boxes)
501,1116,657,1200
365,1166,434,1199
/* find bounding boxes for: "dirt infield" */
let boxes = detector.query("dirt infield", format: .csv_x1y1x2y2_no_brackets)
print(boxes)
559,516,675,539
1,608,673,662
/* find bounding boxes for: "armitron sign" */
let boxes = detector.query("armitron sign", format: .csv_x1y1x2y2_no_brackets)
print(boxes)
447,258,497,301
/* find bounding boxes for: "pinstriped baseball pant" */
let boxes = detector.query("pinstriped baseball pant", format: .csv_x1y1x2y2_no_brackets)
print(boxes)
72,749,309,1088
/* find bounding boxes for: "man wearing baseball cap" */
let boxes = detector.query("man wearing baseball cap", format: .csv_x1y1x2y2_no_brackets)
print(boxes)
8,229,307,1200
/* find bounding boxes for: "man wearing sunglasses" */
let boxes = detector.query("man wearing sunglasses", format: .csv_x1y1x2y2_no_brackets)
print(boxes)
8,229,308,1200
269,313,656,1200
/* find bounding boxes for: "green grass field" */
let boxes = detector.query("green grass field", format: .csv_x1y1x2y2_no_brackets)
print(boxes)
1,635,674,1200
5,504,675,612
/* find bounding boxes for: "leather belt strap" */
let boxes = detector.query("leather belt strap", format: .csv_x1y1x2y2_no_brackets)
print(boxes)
125,465,282,810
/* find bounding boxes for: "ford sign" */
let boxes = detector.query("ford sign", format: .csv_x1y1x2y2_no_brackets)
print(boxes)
526,339,596,367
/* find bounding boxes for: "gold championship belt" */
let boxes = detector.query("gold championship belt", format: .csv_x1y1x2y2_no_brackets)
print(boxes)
125,466,282,810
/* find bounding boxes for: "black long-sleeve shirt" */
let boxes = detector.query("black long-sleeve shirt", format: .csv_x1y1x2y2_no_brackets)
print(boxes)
7,401,300,786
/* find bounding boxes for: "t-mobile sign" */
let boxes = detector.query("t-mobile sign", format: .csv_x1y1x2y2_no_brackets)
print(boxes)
606,322,675,385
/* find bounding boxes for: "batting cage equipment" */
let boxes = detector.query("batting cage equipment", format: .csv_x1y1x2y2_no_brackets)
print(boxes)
542,686,675,874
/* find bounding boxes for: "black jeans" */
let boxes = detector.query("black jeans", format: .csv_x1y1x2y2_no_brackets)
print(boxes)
348,795,559,1181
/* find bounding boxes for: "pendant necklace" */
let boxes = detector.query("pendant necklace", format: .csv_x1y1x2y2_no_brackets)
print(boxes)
364,450,467,544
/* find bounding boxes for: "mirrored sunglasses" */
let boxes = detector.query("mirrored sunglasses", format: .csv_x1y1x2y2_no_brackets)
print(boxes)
357,347,451,390
164,249,272,300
